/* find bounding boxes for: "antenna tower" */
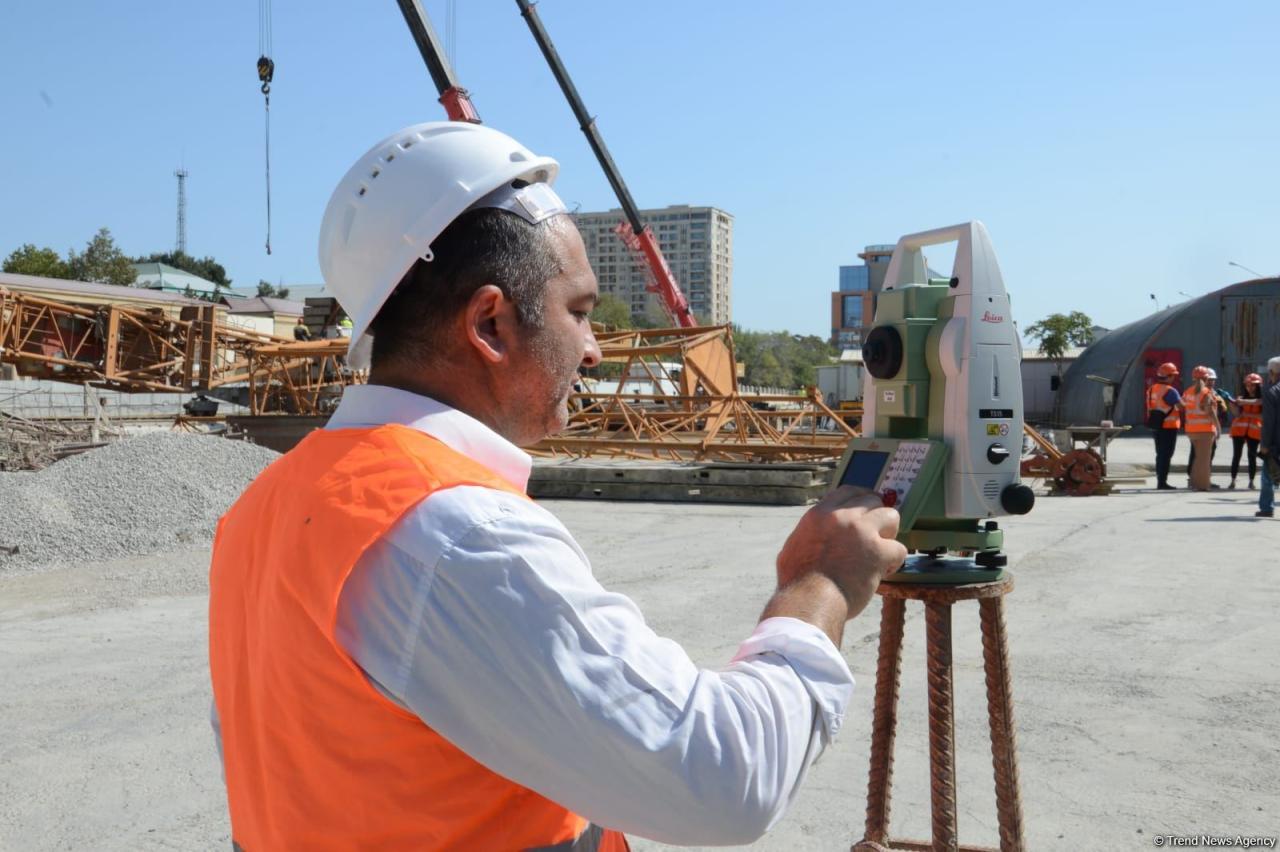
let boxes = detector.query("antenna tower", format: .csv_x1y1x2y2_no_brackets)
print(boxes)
174,167,189,254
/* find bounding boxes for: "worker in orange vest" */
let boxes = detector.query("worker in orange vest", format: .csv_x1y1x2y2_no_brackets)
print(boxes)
1186,366,1231,487
1229,372,1264,489
208,122,908,851
1203,367,1231,468
1183,365,1219,491
1145,361,1183,490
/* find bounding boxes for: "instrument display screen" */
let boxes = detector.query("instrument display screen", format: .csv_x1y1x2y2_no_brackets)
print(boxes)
839,451,889,489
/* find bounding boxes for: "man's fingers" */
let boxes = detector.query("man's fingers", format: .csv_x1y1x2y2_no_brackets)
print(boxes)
813,486,907,574
861,505,901,539
829,500,901,538
825,484,883,511
878,539,909,575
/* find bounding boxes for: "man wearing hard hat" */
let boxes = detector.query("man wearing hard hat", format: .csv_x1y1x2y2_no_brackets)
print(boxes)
1146,361,1183,490
208,123,906,851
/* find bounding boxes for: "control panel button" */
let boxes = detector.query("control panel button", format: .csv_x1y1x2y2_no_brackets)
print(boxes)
880,488,898,508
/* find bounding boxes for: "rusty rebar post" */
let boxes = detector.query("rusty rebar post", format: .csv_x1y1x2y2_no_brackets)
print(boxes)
861,597,907,845
854,577,1017,852
924,601,959,851
979,596,1026,851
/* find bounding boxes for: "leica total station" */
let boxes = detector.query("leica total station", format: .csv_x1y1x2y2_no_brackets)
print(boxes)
832,222,1036,584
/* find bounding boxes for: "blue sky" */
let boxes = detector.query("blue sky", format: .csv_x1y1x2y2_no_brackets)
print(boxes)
1,1,1276,339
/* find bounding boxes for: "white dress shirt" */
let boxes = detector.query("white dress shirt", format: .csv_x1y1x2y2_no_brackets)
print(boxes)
215,384,856,846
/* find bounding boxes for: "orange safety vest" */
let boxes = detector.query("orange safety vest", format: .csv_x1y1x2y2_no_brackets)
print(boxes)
1231,397,1263,440
1181,385,1216,434
1146,382,1181,430
209,425,629,852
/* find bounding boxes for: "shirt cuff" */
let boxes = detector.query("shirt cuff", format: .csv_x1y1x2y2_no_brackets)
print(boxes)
732,616,856,741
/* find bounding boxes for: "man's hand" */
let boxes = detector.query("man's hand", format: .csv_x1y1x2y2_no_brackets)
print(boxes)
777,486,908,616
760,487,909,647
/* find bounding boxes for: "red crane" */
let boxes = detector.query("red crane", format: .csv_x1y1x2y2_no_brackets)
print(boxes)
394,0,481,123
393,0,695,328
514,0,696,328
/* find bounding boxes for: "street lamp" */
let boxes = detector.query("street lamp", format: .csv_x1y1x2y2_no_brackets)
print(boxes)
1228,260,1265,278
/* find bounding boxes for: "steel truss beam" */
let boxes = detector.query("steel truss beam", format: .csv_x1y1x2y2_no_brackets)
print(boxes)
0,287,362,412
246,340,364,415
530,325,857,463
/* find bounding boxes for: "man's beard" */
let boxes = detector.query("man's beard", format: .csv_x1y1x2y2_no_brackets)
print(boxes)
525,327,580,431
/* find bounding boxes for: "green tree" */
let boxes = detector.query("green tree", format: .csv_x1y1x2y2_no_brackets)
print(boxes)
783,333,836,387
67,227,136,286
589,293,632,329
1024,310,1094,377
631,311,665,330
753,348,788,388
134,251,231,290
3,244,71,279
180,285,224,303
732,326,836,389
257,280,291,300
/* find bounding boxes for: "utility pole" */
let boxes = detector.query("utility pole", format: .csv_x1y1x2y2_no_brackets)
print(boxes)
174,167,189,255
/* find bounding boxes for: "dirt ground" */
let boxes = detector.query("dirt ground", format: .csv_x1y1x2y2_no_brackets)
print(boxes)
2,446,1276,850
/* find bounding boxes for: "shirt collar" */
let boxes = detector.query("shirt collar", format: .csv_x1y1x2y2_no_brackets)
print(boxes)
325,384,532,492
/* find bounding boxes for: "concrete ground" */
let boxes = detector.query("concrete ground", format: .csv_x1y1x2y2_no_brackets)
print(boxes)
1,435,1275,850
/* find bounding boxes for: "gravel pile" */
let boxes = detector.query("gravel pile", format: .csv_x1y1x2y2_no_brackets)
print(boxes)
0,432,279,572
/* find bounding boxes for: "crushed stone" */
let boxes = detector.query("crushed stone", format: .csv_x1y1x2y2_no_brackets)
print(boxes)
0,432,279,573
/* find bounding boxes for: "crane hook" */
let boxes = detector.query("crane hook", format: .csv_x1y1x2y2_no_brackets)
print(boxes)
257,55,274,96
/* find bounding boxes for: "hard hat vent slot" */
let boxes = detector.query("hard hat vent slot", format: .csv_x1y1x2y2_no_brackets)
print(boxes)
370,167,380,179
385,153,396,162
357,186,367,197
401,138,415,149
341,205,357,243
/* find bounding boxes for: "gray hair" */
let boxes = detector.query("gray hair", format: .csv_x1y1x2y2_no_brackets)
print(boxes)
1269,356,1280,374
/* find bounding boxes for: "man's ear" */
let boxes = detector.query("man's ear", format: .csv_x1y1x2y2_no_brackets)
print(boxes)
463,284,519,365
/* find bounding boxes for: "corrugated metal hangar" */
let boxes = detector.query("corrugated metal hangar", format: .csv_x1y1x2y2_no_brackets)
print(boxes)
1059,277,1280,426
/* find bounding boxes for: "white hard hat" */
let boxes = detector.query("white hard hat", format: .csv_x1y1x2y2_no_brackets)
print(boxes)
318,121,560,368
1204,368,1217,380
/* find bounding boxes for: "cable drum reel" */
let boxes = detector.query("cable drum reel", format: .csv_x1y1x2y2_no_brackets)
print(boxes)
1018,427,1106,496
1050,448,1105,496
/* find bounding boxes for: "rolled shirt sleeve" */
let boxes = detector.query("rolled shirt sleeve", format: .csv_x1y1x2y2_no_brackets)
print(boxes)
334,485,855,846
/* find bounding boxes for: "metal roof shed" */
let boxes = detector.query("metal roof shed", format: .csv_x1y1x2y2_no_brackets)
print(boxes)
0,271,215,318
1058,277,1280,426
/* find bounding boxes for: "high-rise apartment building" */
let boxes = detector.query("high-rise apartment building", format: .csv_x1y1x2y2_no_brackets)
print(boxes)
572,205,733,325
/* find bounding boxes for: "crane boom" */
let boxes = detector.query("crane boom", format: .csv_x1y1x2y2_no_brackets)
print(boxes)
514,0,696,328
394,0,481,122
391,0,694,326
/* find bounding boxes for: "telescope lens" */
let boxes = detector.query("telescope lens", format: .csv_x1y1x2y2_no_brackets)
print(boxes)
864,326,903,380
